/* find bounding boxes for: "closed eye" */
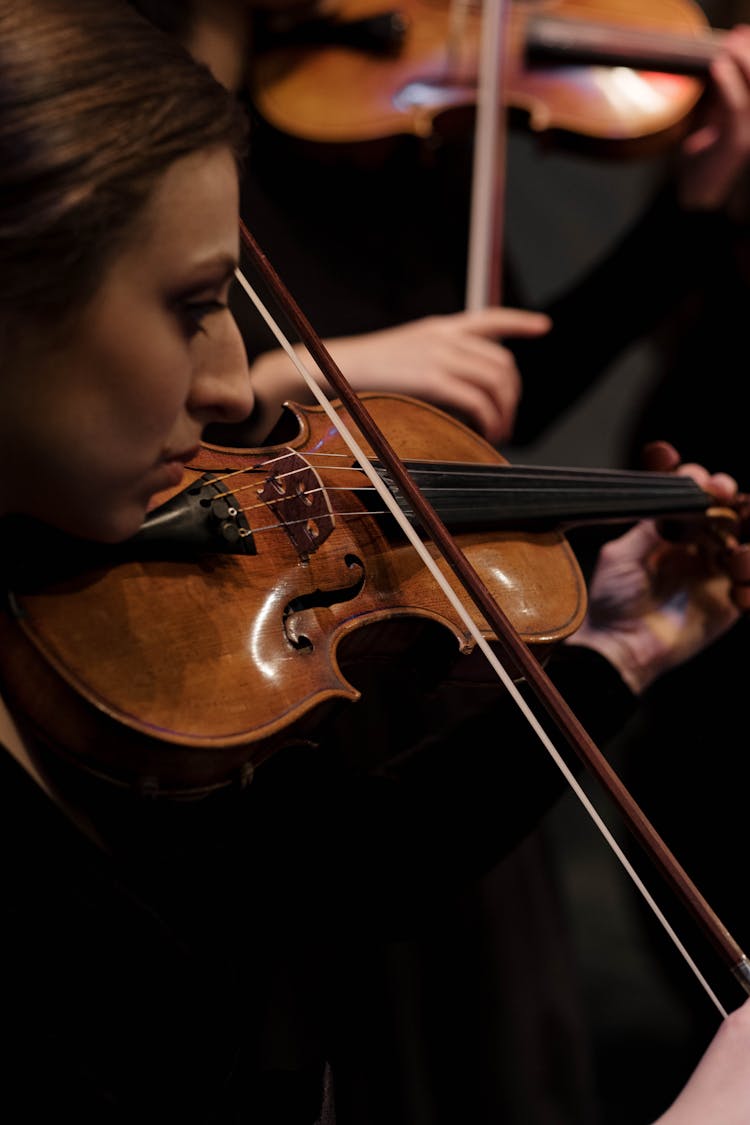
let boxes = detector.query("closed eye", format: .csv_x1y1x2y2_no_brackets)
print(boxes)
179,299,227,338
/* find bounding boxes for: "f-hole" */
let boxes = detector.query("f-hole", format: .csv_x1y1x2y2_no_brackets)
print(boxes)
283,554,365,651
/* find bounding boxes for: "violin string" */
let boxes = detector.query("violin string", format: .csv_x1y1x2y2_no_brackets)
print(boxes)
194,442,702,501
234,447,697,482
244,511,382,538
200,457,708,531
186,448,310,479
220,477,704,528
234,491,689,524
234,264,727,1014
201,458,699,499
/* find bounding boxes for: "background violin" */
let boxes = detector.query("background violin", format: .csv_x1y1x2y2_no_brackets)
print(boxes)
251,0,716,149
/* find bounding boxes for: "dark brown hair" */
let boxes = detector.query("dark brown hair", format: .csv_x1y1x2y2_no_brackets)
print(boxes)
0,0,247,324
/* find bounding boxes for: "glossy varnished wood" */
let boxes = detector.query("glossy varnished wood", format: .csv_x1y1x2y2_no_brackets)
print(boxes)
252,0,709,145
0,395,585,791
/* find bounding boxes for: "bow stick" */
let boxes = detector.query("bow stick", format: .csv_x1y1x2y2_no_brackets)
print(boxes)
237,217,750,1012
465,0,509,309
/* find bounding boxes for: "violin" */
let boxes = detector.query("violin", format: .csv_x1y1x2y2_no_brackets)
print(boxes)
3,217,749,993
0,393,730,796
251,0,716,149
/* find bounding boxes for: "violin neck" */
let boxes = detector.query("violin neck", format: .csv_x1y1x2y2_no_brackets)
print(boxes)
379,461,712,530
526,16,723,76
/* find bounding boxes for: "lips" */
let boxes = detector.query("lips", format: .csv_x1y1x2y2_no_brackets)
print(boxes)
165,445,201,466
156,459,188,490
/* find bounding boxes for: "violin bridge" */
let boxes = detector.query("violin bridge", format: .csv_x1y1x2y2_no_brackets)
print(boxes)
258,449,335,560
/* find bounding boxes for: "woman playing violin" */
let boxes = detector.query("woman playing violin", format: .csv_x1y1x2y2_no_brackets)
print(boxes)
2,1,750,1121
131,2,750,1121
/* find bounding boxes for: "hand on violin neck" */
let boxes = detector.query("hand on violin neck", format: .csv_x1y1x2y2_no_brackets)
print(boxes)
640,440,748,555
566,449,748,695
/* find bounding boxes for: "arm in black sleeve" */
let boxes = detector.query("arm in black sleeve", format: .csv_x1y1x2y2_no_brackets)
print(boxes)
250,636,638,936
300,644,637,935
375,645,637,869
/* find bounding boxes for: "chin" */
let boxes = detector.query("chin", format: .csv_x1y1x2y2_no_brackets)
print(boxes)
98,511,149,544
59,504,149,545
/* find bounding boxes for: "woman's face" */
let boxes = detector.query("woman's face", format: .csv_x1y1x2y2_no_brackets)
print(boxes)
2,145,254,542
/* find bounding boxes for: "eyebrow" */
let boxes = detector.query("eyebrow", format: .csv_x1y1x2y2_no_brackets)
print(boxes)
194,253,238,283
171,255,238,299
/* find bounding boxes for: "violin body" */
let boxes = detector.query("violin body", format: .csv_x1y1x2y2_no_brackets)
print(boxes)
252,0,710,147
0,395,586,794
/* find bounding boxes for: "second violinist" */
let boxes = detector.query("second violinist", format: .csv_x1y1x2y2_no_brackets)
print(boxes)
2,2,750,1123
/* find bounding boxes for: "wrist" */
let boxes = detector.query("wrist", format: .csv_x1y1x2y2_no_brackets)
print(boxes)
563,626,665,696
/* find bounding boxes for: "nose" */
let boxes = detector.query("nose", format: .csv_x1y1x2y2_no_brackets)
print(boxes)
188,310,255,426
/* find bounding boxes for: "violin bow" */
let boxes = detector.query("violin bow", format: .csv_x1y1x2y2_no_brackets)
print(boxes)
237,218,750,1013
464,0,508,309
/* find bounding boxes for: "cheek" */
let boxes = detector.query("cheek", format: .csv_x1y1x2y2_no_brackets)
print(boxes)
116,375,185,445
16,431,146,541
6,302,192,540
95,325,191,447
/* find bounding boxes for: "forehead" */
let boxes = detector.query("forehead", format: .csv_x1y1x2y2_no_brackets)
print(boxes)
125,145,240,278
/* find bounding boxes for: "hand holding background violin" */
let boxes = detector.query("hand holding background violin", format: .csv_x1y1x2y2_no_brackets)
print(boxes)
678,23,750,211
